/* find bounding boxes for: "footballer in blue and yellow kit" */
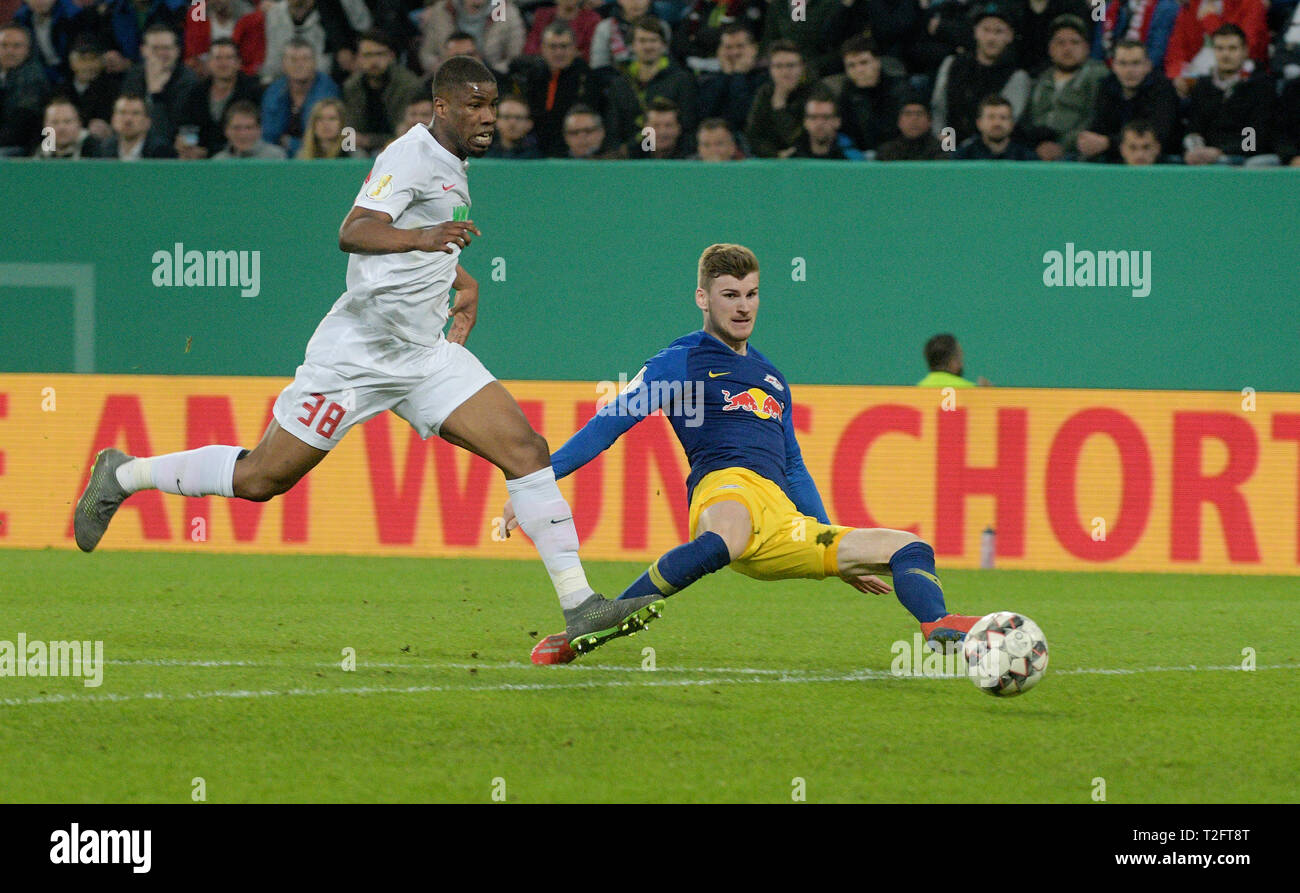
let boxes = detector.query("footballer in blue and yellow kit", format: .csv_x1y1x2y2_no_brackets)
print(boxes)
518,244,982,664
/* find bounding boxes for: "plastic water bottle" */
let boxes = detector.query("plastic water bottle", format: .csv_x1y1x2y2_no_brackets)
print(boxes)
980,527,996,569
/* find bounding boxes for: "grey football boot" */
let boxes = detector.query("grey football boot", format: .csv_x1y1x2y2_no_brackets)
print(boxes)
74,448,134,552
564,593,665,655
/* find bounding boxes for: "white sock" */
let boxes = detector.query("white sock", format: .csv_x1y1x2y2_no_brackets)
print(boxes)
506,466,594,610
116,445,243,498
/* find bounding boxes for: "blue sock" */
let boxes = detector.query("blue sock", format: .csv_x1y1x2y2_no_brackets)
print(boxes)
888,541,947,623
618,531,732,599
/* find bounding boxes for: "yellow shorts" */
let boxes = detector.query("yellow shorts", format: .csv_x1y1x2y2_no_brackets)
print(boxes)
688,467,852,581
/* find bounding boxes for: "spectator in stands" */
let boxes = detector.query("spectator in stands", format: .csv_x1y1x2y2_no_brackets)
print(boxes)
263,0,372,85
94,0,186,74
761,0,838,77
1077,39,1179,161
745,39,811,156
821,0,922,71
820,34,906,153
692,115,745,158
175,37,262,158
32,94,99,156
418,0,525,76
526,0,602,60
397,97,434,136
1011,0,1093,76
262,37,339,156
955,92,1035,157
92,91,175,156
121,23,198,145
1020,14,1106,159
605,15,699,149
342,29,420,154
213,97,286,157
181,0,255,77
1278,78,1300,166
0,21,49,155
1116,117,1161,163
521,21,601,156
672,0,762,74
485,92,542,157
907,0,975,78
297,95,350,157
64,36,120,140
697,22,763,136
1183,24,1277,165
562,102,618,156
13,0,85,84
591,0,666,73
877,96,949,158
790,85,849,157
1092,0,1180,73
1274,5,1300,83
625,93,690,156
442,30,481,61
932,4,1029,144
917,334,990,386
1164,0,1267,90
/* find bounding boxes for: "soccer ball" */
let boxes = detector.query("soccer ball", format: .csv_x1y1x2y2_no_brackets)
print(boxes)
963,612,1049,697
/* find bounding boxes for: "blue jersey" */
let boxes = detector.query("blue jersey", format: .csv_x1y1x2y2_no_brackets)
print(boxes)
550,330,829,523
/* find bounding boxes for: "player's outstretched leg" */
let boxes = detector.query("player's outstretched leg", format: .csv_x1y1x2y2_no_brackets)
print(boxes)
532,498,747,664
836,529,981,648
74,421,327,552
441,382,666,657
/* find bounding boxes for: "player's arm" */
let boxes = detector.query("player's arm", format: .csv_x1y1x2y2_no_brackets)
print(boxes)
447,264,478,346
550,356,677,479
782,396,831,525
338,206,481,255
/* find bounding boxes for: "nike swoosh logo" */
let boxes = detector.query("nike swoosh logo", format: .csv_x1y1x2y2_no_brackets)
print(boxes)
708,371,730,378
442,184,455,191
550,517,573,525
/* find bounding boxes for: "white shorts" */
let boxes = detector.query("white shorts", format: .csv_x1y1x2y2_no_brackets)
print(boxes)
272,310,495,451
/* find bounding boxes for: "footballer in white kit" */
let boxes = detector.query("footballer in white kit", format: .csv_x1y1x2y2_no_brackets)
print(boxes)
74,57,665,657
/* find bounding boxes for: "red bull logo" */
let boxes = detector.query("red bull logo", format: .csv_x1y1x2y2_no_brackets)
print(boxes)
721,388,783,422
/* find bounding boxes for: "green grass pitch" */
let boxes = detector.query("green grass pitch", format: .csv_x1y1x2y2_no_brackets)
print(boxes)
0,549,1295,803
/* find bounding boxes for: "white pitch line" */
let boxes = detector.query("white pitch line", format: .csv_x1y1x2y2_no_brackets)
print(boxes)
103,658,804,675
1,664,1295,708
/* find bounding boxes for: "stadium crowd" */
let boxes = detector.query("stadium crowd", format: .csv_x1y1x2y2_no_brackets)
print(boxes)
1,0,1297,163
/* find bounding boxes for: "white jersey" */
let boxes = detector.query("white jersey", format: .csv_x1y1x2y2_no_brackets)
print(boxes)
329,124,470,347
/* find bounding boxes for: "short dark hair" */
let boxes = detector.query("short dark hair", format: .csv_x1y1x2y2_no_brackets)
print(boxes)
698,117,732,134
805,85,837,108
719,22,754,41
445,30,477,47
357,29,397,52
768,40,802,60
69,34,104,55
1211,23,1247,45
646,96,679,117
631,15,667,42
45,95,81,119
210,37,239,56
433,55,496,100
1120,119,1157,141
564,104,602,127
114,92,148,113
285,37,315,54
925,334,959,371
840,34,878,58
977,93,1012,115
543,20,575,42
223,98,260,127
1112,39,1147,56
142,23,179,44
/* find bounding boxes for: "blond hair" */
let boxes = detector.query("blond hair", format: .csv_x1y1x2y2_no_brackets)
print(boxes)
697,243,759,290
297,98,348,160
